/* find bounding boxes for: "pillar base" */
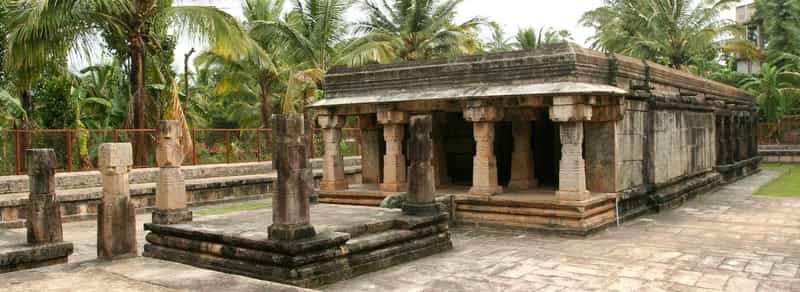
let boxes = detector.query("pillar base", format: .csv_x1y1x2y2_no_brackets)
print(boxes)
380,183,407,192
320,180,348,191
268,224,316,241
402,202,439,217
507,179,539,190
555,190,591,201
152,208,193,225
469,186,503,196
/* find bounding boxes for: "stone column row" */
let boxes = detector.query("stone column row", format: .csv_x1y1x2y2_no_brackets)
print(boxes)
378,111,409,192
318,115,348,191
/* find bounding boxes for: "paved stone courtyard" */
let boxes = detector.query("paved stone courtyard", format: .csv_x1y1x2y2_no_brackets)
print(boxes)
2,170,800,291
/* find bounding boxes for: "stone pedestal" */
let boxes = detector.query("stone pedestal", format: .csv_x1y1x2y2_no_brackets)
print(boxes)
318,115,348,191
359,115,382,185
508,120,538,190
97,143,137,260
404,115,438,216
25,149,63,245
269,113,316,241
556,122,591,201
378,111,409,192
153,120,192,225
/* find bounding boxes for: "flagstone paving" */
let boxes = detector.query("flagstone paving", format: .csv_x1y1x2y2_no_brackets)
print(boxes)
324,170,800,291
2,170,799,291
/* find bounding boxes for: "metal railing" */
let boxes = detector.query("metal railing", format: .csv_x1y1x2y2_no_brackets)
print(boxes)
0,128,362,176
759,120,800,146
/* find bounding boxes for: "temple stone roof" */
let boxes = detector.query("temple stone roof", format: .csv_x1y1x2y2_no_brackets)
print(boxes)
312,42,754,108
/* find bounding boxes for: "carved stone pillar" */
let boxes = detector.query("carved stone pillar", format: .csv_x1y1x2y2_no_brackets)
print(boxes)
97,143,137,260
25,149,63,245
152,120,192,225
556,122,591,201
359,115,382,185
318,115,348,191
404,115,438,216
508,120,538,190
464,103,503,196
269,113,315,241
378,110,409,192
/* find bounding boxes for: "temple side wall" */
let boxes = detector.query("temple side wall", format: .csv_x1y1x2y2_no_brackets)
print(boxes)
613,100,647,192
652,111,716,186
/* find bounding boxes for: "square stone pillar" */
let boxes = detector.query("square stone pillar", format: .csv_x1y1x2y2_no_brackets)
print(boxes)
97,143,137,260
464,103,503,196
555,122,591,201
432,113,451,186
25,149,63,245
378,110,409,192
269,113,316,241
359,115,382,185
152,120,192,225
508,120,538,190
318,115,348,191
404,115,438,216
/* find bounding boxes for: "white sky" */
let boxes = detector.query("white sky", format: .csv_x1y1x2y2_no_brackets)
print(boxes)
75,0,754,73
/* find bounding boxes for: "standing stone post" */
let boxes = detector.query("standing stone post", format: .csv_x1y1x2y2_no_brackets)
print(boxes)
464,103,504,196
25,149,63,244
318,114,348,191
555,122,591,201
269,113,316,241
508,120,538,190
377,110,409,192
404,115,438,216
359,115,382,185
97,143,137,259
152,120,192,224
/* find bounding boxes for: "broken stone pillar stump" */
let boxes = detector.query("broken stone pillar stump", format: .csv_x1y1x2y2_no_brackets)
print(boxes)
97,143,137,260
270,113,316,241
152,120,192,224
508,120,538,190
378,110,409,192
318,114,348,191
464,103,503,196
0,149,74,274
359,115,382,185
556,122,591,201
25,149,63,244
404,115,438,216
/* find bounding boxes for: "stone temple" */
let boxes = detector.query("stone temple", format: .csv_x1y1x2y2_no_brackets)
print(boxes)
310,42,760,235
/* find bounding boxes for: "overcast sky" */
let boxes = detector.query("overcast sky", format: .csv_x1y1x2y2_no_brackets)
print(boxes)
78,0,754,73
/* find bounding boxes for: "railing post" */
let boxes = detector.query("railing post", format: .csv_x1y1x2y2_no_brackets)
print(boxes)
15,129,22,175
225,130,231,164
65,130,73,172
256,130,262,162
192,128,198,165
112,129,118,143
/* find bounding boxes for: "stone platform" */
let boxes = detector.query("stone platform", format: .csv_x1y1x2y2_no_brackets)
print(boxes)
0,241,74,273
142,204,452,288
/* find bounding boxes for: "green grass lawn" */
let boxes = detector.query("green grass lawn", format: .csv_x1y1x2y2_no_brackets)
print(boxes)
194,201,272,216
756,163,800,197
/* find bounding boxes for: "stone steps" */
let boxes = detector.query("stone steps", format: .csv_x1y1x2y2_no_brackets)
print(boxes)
318,189,390,207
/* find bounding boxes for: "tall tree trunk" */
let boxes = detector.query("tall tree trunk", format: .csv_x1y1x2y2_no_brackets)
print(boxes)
131,39,149,166
259,75,274,129
19,90,33,169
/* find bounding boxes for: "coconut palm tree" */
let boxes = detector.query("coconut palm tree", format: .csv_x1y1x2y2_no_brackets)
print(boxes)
484,22,514,53
581,0,745,68
6,0,247,165
740,64,800,142
513,27,572,50
341,0,484,66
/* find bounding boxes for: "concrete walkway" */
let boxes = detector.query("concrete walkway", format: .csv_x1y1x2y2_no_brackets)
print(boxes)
2,170,799,291
324,171,800,291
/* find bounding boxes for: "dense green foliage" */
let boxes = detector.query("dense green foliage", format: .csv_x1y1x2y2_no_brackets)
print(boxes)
0,0,799,134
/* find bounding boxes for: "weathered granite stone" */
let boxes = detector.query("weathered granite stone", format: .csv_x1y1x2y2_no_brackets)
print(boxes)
0,242,74,273
403,115,438,216
508,120,538,190
25,149,63,245
556,122,591,201
153,120,192,225
304,119,317,203
378,112,408,192
318,115,348,191
359,115,382,185
269,113,316,241
97,143,137,260
156,120,184,168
